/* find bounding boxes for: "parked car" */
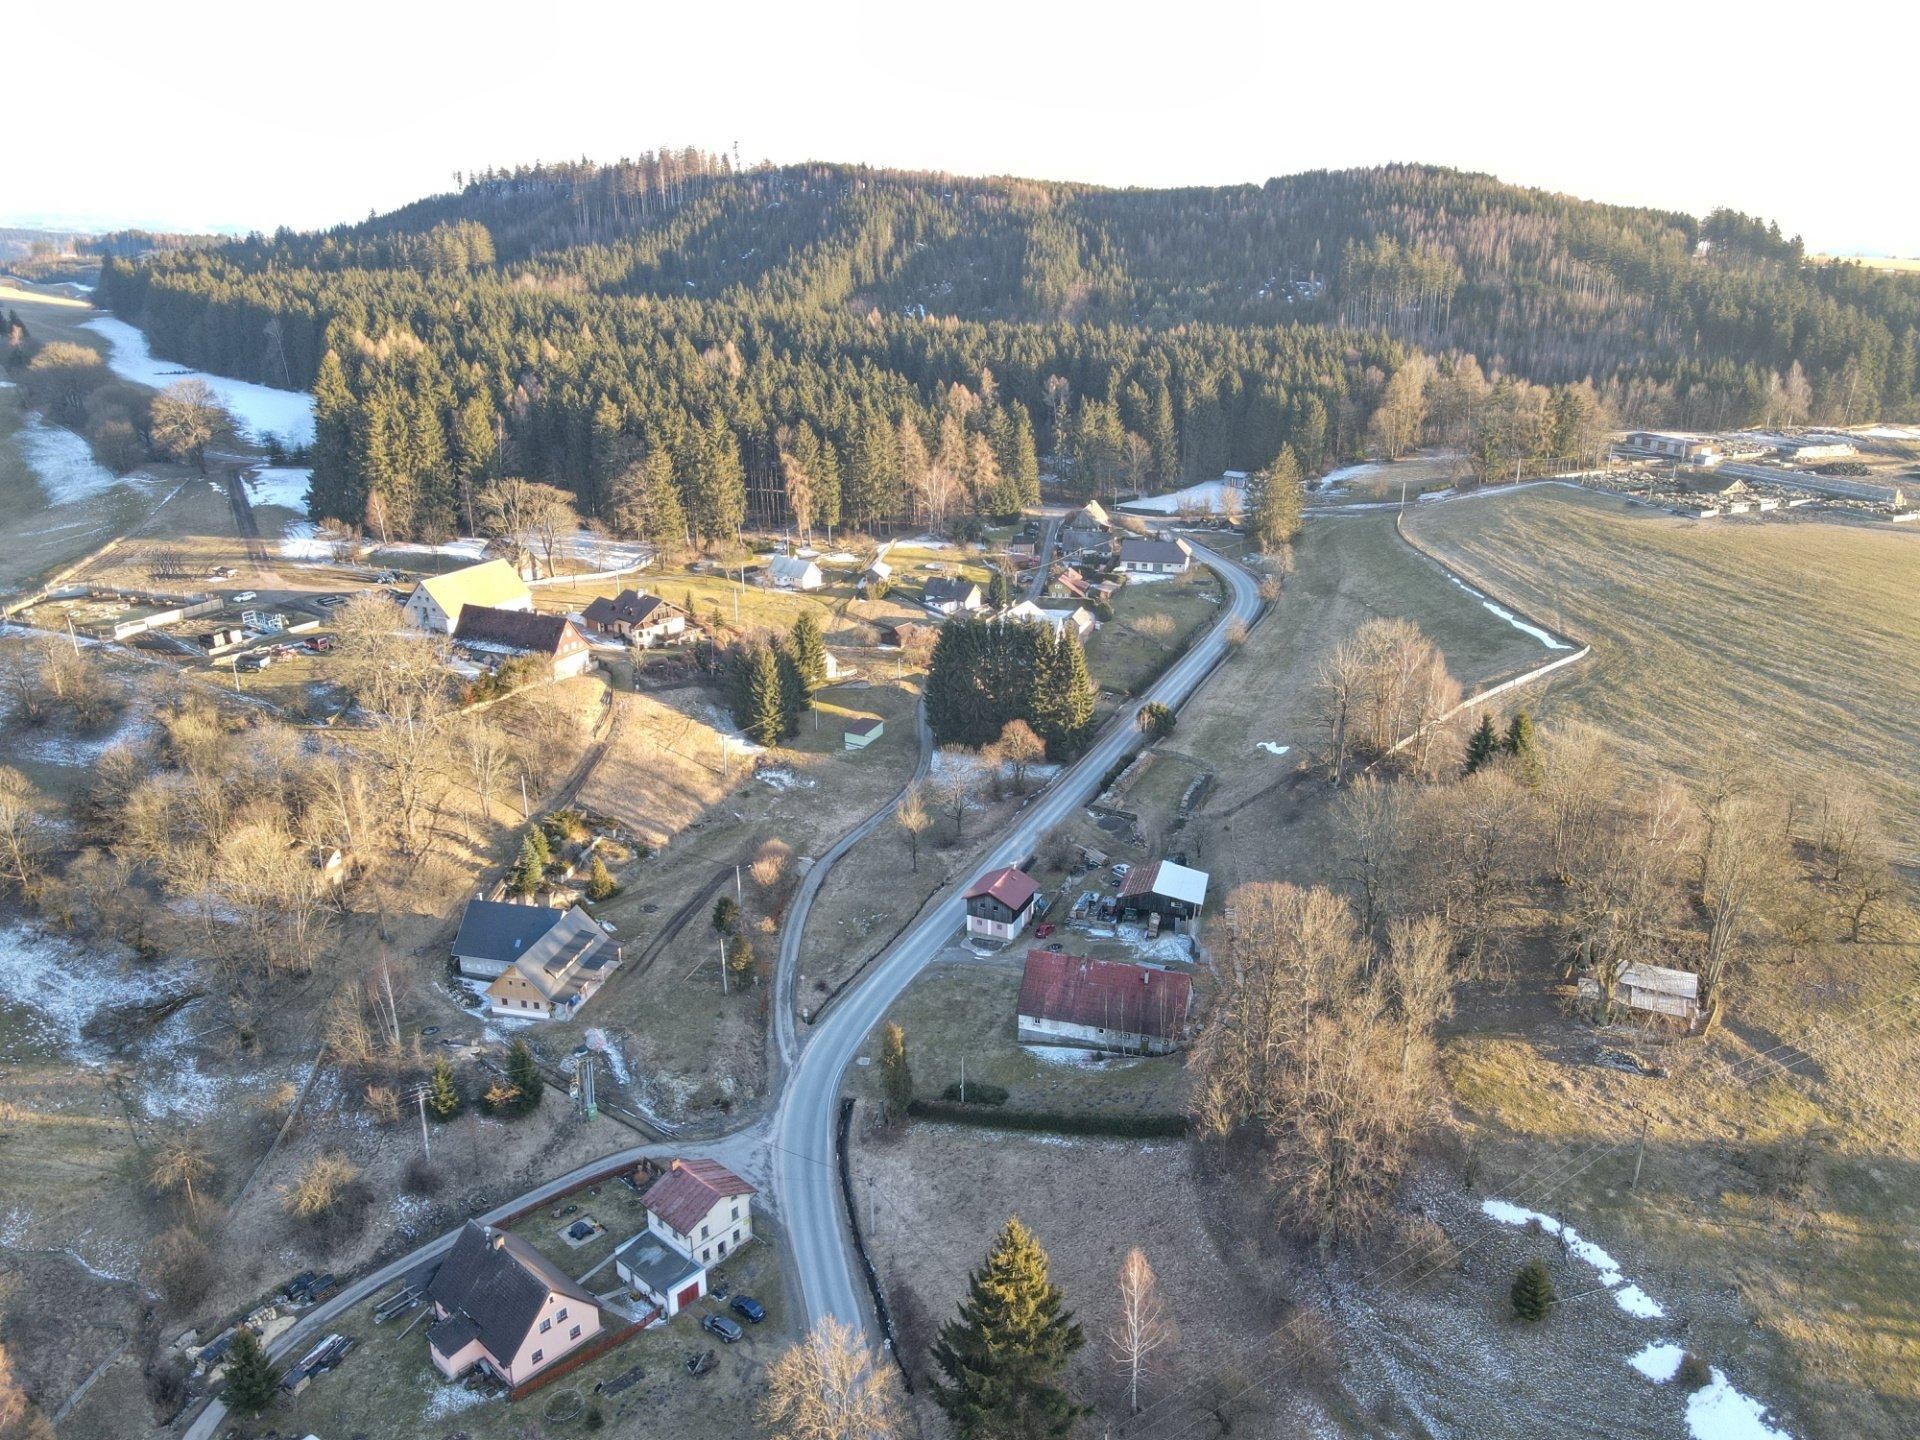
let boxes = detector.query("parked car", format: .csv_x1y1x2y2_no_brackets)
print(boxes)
1034,922,1055,939
1110,862,1132,880
729,1296,766,1324
232,591,257,602
702,1314,743,1343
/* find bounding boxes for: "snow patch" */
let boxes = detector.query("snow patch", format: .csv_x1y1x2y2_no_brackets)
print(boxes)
278,522,332,561
1255,741,1290,756
1119,478,1245,515
1688,1369,1794,1440
1445,574,1571,650
81,315,316,445
423,1382,496,1420
245,465,311,513
0,923,193,1059
1317,461,1385,491
1628,1342,1686,1383
757,766,815,791
1479,1198,1665,1318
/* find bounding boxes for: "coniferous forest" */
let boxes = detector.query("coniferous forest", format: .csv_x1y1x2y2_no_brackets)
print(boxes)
94,156,1920,543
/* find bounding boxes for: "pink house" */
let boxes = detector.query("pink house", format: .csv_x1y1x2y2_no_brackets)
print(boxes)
425,1222,604,1388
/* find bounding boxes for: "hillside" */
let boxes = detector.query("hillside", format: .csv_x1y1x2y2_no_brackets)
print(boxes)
78,158,1920,544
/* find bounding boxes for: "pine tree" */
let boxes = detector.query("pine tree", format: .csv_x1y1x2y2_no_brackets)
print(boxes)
222,1327,280,1416
509,831,545,897
789,612,829,690
426,1055,462,1120
712,893,740,935
1463,713,1501,776
1035,627,1095,759
1505,709,1543,789
507,1039,544,1109
987,563,1012,610
775,642,808,739
1511,1258,1555,1322
879,1022,913,1123
586,854,618,901
730,642,787,748
1148,383,1179,486
932,1218,1087,1439
1251,444,1303,552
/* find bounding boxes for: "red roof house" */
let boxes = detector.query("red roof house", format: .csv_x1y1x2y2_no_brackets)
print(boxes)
1016,951,1192,1054
638,1158,757,1268
964,866,1040,943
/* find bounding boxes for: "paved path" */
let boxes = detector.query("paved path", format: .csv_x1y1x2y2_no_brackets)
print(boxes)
770,540,1261,1334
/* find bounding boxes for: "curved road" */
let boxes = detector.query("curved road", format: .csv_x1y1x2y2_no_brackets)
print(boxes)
771,540,1261,1334
185,540,1255,1435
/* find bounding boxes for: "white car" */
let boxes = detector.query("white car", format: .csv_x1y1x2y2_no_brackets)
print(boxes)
1110,862,1132,879
233,590,258,602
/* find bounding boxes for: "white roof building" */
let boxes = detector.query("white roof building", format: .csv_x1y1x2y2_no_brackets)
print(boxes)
765,555,824,590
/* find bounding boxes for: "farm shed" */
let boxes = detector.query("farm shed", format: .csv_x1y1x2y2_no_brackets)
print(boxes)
1118,860,1210,927
843,716,884,750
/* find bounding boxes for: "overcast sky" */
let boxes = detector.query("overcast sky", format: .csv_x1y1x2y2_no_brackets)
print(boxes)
10,0,1914,256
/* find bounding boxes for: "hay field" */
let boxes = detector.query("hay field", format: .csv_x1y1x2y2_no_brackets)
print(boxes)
1406,486,1920,838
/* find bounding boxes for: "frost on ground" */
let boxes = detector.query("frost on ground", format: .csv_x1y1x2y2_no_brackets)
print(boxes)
12,707,153,768
15,410,137,506
0,923,193,1058
757,766,816,791
580,1028,632,1086
423,1381,495,1419
246,465,311,512
81,315,317,446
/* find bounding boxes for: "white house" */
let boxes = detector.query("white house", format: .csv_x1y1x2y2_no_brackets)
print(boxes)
963,866,1039,942
923,577,986,615
1116,537,1193,575
1000,599,1098,641
642,1158,755,1266
844,716,884,750
403,559,533,633
765,555,824,591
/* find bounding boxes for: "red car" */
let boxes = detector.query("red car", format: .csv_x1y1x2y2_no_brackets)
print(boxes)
1034,922,1055,939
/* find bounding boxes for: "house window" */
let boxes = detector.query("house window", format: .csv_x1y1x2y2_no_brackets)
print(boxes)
701,1224,709,1239
540,1319,551,1333
731,1205,740,1220
532,1349,544,1365
733,1229,741,1243
569,1325,582,1340
702,1247,711,1261
718,1240,728,1257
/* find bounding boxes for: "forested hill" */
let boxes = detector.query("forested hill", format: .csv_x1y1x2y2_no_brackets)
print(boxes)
91,156,1920,543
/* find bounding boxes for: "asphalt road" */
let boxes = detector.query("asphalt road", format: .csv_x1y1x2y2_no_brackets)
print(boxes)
769,540,1261,1333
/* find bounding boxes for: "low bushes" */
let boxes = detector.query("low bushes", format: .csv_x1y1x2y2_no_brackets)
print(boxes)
907,1099,1186,1139
939,1081,1009,1106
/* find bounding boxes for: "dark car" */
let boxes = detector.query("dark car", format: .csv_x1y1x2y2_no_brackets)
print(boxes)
729,1296,766,1324
701,1314,743,1343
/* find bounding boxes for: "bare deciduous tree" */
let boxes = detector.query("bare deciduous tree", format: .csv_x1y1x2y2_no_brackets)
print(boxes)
896,784,931,872
931,749,982,843
1108,1248,1177,1415
0,768,51,902
759,1316,903,1440
149,1138,215,1214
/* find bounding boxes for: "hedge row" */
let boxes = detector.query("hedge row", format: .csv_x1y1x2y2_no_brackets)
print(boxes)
908,1099,1188,1139
940,1081,1010,1106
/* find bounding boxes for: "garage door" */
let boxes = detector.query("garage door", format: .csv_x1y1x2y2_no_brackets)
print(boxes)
676,1281,701,1310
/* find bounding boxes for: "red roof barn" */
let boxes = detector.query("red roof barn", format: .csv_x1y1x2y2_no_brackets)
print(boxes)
1016,951,1192,1054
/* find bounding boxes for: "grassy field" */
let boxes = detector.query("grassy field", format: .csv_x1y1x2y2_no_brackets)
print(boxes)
863,961,1191,1118
1405,485,1920,841
1084,566,1222,695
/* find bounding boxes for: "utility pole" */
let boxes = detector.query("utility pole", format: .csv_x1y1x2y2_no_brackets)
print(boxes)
412,1085,431,1160
867,1175,876,1235
520,770,531,821
735,865,743,904
720,935,730,995
65,612,80,655
1631,1112,1650,1190
959,1054,966,1104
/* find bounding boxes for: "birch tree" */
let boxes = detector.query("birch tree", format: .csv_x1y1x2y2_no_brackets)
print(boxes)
1108,1248,1177,1415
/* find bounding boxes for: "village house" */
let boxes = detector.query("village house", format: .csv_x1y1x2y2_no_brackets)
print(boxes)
964,865,1040,942
404,558,533,633
1016,950,1193,1055
1622,431,1723,466
1000,599,1098,641
425,1222,604,1389
923,576,986,615
764,555,824,591
843,716,884,750
451,899,623,1020
857,557,892,595
579,589,689,646
1116,536,1193,575
1048,566,1094,601
1060,501,1115,555
452,605,595,680
1118,859,1210,928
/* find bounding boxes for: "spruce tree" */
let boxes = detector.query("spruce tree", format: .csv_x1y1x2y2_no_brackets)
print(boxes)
1036,627,1096,759
586,853,618,901
775,642,808,738
879,1022,914,1124
1251,444,1304,552
426,1055,462,1120
1505,709,1543,789
222,1327,280,1416
1463,713,1501,776
1511,1258,1555,1322
509,831,546,897
507,1039,544,1109
789,612,829,690
988,563,1012,610
931,1218,1087,1438
730,642,787,748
